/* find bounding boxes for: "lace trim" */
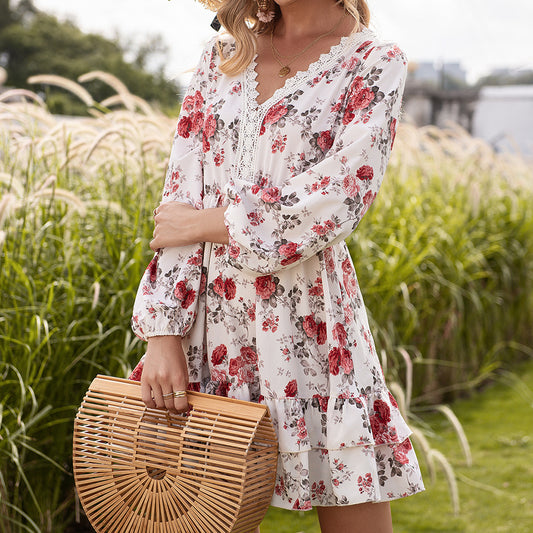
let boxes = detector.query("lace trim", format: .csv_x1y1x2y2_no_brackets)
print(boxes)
235,27,375,182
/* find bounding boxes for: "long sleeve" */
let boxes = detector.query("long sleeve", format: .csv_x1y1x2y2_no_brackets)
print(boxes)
131,38,218,341
223,45,407,275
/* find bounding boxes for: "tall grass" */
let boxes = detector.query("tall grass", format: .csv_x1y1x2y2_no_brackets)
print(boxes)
350,124,533,404
1,76,532,530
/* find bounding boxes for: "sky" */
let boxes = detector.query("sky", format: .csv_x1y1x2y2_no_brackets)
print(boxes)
32,0,532,85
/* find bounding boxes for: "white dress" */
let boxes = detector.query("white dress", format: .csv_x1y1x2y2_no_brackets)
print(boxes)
129,27,425,510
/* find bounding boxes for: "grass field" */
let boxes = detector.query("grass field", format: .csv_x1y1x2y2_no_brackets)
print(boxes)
1,80,533,531
260,362,533,533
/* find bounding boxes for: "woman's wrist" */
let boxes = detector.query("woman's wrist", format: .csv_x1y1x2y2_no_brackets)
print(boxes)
146,335,183,349
196,207,229,245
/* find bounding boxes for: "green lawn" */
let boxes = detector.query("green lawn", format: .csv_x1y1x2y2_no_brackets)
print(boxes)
260,363,533,533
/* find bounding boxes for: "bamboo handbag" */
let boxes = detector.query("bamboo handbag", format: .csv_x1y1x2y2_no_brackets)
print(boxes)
73,375,278,533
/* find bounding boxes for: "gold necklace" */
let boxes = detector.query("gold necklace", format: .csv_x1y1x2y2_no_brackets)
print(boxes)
270,12,347,78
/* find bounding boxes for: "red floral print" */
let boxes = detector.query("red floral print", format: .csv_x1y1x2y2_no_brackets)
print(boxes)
313,394,329,412
357,165,374,181
228,242,240,259
284,379,298,397
190,111,204,135
297,417,308,440
343,175,360,197
272,133,287,153
317,130,334,152
264,102,288,125
130,32,424,510
213,275,225,297
317,322,327,345
341,258,352,274
357,473,373,494
147,256,158,283
177,116,192,138
224,278,236,300
303,315,318,337
374,399,392,424
393,438,413,465
340,348,354,374
181,289,196,309
344,272,358,297
174,280,187,299
204,113,217,138
211,344,227,365
228,357,242,377
309,277,323,296
261,187,281,204
255,275,276,299
332,322,347,347
390,117,398,147
328,347,341,376
389,391,399,408
350,87,375,110
240,346,257,364
214,150,225,166
279,242,298,257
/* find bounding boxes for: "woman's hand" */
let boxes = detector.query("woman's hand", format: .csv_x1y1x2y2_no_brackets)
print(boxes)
150,202,229,251
141,335,190,413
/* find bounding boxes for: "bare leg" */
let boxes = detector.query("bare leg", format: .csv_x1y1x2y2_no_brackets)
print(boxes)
317,502,393,533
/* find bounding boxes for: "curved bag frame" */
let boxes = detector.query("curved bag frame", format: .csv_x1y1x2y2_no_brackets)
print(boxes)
73,375,278,533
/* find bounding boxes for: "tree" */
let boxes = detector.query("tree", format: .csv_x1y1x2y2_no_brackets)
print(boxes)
0,0,12,32
477,70,533,87
0,4,181,115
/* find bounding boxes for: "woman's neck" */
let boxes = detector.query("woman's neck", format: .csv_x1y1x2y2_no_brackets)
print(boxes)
275,0,351,40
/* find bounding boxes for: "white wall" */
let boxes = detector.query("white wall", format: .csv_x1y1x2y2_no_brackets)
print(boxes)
473,86,533,156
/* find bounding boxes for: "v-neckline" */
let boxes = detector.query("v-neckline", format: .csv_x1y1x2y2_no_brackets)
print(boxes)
246,26,373,110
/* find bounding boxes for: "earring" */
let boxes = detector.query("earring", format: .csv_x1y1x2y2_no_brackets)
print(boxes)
257,0,275,23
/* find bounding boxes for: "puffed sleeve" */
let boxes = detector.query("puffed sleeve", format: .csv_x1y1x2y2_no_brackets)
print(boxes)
131,38,218,340
223,44,408,275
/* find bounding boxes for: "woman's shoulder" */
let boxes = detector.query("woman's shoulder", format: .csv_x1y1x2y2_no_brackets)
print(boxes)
197,33,237,68
347,28,408,69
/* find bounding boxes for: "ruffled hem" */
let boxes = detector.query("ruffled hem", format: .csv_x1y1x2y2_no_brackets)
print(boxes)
264,389,411,453
128,366,410,453
271,440,425,510
126,366,424,509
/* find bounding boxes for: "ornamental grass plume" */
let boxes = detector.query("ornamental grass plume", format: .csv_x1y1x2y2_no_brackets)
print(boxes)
27,75,95,107
0,72,532,531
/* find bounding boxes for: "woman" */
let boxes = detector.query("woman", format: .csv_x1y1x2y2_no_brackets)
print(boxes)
129,0,424,531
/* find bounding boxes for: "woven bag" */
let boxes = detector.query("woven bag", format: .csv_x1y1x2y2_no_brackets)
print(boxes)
73,375,278,533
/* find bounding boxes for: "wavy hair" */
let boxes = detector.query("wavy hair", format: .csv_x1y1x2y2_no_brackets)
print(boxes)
215,0,371,76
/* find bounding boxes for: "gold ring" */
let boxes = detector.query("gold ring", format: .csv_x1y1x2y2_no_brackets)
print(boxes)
162,392,174,399
173,391,187,398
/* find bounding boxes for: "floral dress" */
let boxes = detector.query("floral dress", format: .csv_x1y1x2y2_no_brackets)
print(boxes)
129,26,425,510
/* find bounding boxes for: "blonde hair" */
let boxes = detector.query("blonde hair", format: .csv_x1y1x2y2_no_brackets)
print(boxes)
216,0,371,76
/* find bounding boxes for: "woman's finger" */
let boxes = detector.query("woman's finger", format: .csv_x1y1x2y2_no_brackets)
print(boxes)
141,379,156,409
172,390,190,414
162,390,178,413
151,382,165,409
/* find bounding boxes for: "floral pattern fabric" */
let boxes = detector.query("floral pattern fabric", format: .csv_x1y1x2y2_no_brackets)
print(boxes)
130,27,424,510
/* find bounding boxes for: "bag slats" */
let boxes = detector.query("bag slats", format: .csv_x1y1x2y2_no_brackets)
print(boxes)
74,375,278,532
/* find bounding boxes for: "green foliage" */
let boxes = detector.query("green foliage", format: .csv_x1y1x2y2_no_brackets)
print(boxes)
260,363,533,532
0,88,532,531
0,6,180,115
477,70,533,87
348,126,533,403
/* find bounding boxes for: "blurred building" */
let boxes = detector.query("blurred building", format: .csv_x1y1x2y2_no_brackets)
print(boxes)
473,85,533,157
409,61,467,89
403,61,477,131
403,61,533,157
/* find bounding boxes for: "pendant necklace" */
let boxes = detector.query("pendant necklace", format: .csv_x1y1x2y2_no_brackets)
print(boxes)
270,12,347,78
